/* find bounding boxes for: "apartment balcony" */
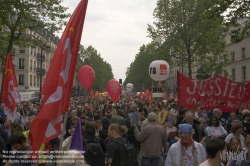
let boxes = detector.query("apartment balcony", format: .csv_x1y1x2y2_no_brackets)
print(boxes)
36,68,46,75
36,53,46,62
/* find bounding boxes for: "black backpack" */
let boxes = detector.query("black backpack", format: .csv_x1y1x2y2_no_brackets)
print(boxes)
113,139,139,166
83,137,105,166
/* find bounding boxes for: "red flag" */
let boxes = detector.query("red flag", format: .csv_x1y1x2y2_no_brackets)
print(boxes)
30,0,89,152
90,89,95,96
1,53,21,122
169,93,174,99
162,92,167,100
142,87,149,99
147,91,153,105
174,93,178,101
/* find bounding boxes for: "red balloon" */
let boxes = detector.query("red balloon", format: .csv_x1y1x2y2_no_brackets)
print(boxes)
106,79,122,103
78,65,95,90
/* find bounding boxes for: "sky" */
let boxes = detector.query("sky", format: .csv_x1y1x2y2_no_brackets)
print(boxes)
60,0,156,82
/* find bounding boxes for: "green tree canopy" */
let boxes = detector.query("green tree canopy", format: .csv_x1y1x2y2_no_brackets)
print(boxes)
77,45,114,91
147,0,230,78
0,0,70,55
124,42,171,91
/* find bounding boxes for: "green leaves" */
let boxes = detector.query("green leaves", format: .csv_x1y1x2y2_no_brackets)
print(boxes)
77,45,114,91
147,0,229,78
0,0,70,54
124,42,171,91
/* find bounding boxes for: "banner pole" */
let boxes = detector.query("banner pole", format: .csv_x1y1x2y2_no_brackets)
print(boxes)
56,111,68,166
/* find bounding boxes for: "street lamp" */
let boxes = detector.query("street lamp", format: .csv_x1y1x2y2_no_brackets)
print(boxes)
39,44,51,102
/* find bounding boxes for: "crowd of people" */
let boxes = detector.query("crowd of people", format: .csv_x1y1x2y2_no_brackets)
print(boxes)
0,94,250,166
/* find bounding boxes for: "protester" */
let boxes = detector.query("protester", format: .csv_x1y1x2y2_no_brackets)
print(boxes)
225,122,246,149
206,116,227,140
133,112,167,166
165,124,206,166
199,139,226,166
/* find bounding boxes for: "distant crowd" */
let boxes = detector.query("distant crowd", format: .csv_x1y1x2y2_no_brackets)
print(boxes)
0,94,250,166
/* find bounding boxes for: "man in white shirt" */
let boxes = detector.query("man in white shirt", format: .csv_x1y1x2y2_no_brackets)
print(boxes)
165,124,206,166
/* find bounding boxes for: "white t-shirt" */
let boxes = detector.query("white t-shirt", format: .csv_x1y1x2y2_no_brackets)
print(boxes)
206,125,227,137
183,146,194,166
199,160,225,166
199,160,210,166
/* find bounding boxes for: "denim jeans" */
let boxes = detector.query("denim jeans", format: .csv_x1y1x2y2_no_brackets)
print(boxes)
141,157,160,166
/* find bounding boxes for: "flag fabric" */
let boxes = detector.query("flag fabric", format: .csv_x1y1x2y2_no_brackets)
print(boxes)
1,53,21,122
174,93,178,101
30,0,89,152
70,118,83,151
169,93,174,99
90,89,95,96
142,87,149,99
162,92,167,100
147,91,153,105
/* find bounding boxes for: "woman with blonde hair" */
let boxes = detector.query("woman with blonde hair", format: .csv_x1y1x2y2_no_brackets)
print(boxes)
106,124,138,166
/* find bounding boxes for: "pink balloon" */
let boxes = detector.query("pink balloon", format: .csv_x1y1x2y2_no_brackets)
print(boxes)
106,79,122,103
78,65,95,90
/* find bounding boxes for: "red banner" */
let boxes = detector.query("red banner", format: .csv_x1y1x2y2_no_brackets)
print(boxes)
177,72,250,112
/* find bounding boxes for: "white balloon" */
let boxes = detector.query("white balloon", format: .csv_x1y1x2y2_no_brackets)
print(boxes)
149,60,170,81
126,83,134,91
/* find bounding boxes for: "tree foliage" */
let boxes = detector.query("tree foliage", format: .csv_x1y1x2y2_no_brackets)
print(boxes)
124,42,171,91
77,45,114,91
0,0,70,57
224,0,250,43
147,0,230,78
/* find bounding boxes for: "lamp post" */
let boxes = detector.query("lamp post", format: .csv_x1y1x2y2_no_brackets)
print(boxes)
39,44,51,102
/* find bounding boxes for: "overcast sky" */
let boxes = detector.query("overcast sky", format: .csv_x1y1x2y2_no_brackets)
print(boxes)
60,0,156,82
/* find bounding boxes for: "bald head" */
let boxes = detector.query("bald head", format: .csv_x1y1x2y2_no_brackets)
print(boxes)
185,111,195,125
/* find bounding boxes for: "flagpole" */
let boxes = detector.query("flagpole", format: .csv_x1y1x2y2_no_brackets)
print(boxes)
0,53,8,102
57,111,68,166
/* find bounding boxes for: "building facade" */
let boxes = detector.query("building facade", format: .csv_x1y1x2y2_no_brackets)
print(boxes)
0,29,59,97
165,34,250,93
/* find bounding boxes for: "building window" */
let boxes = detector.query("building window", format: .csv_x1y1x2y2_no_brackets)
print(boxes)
34,76,36,86
34,61,36,71
19,75,24,85
30,59,32,70
30,75,32,86
231,52,235,61
242,48,246,59
232,68,236,81
223,70,228,77
37,77,39,86
242,66,246,81
19,58,25,69
19,46,25,53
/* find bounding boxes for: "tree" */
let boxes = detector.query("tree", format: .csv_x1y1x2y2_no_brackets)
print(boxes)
124,42,171,91
147,0,229,78
77,45,114,91
0,0,70,55
226,1,250,43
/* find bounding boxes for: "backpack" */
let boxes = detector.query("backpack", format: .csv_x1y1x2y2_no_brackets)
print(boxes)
83,137,105,166
113,139,139,166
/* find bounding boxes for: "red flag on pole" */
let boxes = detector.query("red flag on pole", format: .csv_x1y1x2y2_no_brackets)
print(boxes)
1,53,21,122
90,89,95,96
30,0,89,152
